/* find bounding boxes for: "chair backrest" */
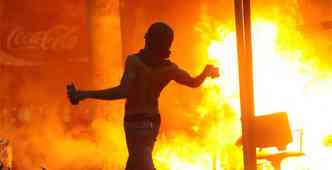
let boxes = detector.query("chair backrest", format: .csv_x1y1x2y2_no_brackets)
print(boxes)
254,112,293,150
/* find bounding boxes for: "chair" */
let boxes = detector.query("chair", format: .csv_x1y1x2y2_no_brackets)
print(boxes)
237,112,304,170
254,112,304,170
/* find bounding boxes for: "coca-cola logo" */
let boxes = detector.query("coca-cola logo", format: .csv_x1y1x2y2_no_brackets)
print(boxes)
4,25,80,52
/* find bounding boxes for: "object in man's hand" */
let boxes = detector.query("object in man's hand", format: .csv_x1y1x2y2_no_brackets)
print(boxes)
210,66,220,78
205,65,220,78
66,83,79,105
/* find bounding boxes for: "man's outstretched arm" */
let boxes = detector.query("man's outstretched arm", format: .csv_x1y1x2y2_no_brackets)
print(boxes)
172,64,219,88
67,56,136,104
66,83,128,104
78,85,127,100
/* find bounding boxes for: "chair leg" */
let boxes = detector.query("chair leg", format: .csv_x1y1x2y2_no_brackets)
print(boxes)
271,159,281,170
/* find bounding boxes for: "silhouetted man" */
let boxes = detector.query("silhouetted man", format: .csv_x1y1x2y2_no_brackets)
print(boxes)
67,22,219,170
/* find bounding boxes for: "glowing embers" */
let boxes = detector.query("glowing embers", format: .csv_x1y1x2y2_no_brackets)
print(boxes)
0,139,12,170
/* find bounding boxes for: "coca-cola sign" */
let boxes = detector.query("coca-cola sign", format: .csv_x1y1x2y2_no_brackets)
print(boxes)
6,26,79,51
0,0,89,65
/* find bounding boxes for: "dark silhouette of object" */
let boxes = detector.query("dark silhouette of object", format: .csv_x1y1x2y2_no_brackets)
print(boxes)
66,84,79,105
67,22,219,170
254,112,292,150
236,112,304,170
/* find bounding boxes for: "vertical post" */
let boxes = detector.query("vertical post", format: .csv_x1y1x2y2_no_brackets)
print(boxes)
234,0,256,170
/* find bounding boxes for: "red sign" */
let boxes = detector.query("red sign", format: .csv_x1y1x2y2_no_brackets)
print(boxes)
0,0,89,66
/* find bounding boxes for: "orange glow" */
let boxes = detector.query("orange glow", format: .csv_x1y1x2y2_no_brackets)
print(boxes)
159,15,332,169
149,5,332,167
2,2,332,170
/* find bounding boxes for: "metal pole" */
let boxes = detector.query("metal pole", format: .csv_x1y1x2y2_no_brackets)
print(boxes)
234,0,256,169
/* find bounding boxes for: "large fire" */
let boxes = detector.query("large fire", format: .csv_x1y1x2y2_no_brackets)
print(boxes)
1,1,332,170
154,9,332,170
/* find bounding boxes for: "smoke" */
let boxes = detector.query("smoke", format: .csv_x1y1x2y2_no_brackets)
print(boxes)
2,0,332,170
0,0,244,169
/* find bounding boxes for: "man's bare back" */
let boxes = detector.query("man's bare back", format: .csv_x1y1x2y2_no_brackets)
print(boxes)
122,50,219,116
66,22,219,170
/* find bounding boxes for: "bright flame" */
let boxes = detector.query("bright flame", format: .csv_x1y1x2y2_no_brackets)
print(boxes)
153,10,332,169
2,3,332,170
192,18,332,169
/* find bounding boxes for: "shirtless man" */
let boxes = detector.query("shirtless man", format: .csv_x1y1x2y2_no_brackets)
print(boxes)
67,22,219,170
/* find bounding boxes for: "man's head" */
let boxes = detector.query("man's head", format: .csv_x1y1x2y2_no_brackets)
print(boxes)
144,22,174,59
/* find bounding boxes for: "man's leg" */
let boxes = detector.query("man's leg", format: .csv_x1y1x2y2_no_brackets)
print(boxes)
124,117,160,170
125,137,155,170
